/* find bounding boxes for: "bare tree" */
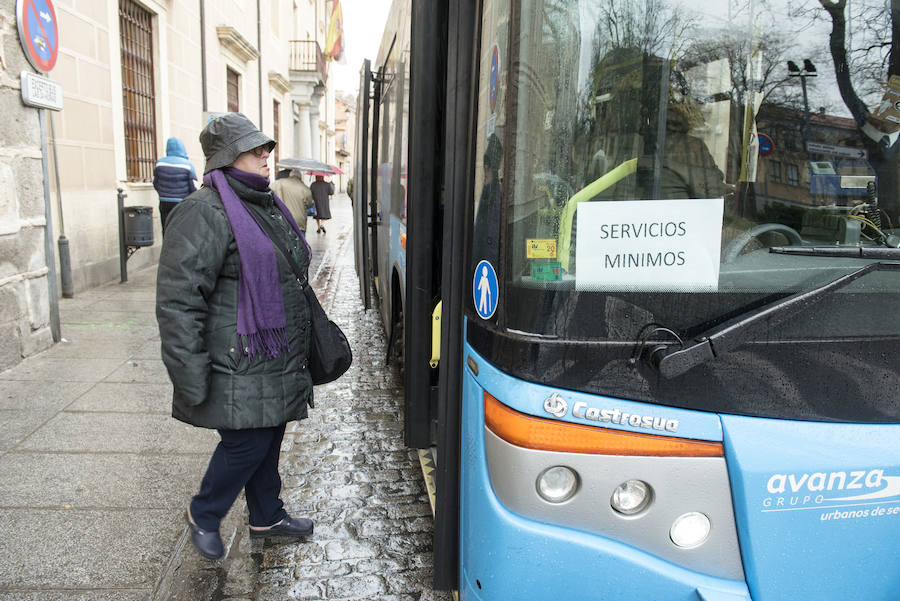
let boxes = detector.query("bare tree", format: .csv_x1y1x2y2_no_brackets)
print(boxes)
817,0,899,214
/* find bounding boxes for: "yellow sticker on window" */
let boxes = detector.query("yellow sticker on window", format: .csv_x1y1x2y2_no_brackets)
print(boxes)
526,239,557,258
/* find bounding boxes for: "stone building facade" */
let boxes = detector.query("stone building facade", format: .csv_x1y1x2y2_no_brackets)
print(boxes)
334,93,355,192
1,0,339,370
0,1,55,371
49,0,336,292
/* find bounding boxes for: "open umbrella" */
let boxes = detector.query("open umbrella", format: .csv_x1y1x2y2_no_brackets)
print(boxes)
276,157,335,174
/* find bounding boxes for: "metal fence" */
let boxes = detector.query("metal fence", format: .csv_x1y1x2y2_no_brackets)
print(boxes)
289,40,327,83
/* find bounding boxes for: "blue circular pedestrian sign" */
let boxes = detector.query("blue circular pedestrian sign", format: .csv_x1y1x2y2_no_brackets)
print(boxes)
473,260,498,320
16,0,59,72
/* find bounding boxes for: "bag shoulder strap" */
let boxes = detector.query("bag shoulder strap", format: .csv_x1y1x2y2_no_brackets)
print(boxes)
247,204,308,286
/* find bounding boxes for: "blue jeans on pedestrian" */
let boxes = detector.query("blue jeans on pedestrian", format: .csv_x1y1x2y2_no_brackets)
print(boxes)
190,423,289,531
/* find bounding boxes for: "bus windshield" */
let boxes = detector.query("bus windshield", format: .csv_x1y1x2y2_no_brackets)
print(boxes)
471,0,900,421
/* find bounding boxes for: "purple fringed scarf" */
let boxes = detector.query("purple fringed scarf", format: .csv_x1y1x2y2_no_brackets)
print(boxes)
204,167,310,360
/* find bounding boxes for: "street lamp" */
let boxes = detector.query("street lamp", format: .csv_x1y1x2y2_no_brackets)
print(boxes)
788,58,818,127
787,59,817,135
788,59,817,201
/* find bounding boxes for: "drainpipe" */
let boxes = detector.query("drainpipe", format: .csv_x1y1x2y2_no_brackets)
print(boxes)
48,113,72,298
200,0,207,112
257,0,263,128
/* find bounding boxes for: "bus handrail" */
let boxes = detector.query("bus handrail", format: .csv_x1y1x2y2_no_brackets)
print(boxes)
557,158,638,271
430,301,442,368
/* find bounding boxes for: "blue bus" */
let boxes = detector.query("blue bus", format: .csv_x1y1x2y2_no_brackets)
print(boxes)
353,0,900,599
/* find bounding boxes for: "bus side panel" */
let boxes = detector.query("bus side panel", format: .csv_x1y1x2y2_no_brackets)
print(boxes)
460,343,751,601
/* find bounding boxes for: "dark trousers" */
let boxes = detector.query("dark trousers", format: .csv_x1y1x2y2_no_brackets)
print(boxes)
159,201,178,236
189,424,288,532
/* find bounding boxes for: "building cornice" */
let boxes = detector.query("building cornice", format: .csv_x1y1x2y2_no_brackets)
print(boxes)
268,71,291,95
216,27,259,63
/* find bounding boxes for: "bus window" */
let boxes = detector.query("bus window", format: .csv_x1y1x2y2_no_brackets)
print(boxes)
470,0,900,419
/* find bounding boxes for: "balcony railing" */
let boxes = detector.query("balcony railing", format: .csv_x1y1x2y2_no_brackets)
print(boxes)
289,40,327,83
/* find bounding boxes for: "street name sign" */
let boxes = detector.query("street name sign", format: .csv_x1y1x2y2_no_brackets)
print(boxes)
20,71,62,110
806,141,868,160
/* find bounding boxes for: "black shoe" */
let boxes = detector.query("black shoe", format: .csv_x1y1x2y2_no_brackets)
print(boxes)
249,515,314,539
321,227,326,234
185,510,224,559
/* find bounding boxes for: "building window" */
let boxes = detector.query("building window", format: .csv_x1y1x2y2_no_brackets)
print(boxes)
227,68,240,112
119,0,157,182
769,160,782,183
273,99,280,166
787,163,800,186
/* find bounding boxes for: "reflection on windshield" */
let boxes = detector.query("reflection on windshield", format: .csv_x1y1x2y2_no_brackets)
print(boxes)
473,0,900,339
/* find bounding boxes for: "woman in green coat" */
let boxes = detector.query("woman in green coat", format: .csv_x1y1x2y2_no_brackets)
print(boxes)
156,113,315,560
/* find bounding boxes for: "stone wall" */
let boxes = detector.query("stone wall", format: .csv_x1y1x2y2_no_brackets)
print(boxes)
0,1,55,370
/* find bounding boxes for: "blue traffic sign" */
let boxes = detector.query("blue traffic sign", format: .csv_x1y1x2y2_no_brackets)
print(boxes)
473,260,498,320
16,0,58,72
758,133,774,156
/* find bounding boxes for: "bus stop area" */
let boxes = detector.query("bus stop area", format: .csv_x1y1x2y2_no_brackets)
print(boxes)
0,196,452,601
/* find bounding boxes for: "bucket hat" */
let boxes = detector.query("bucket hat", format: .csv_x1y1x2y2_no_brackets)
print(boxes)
200,112,276,174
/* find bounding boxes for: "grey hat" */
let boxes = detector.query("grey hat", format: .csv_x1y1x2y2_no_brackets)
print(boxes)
200,112,276,173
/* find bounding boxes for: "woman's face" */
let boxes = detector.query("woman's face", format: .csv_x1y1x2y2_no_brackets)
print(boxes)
231,144,271,178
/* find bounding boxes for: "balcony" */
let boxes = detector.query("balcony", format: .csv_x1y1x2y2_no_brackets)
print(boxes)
290,40,327,84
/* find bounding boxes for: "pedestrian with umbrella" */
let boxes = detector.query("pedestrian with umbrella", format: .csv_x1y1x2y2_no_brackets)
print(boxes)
272,168,315,232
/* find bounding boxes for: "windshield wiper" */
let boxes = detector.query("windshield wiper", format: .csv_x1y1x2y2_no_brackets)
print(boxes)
647,261,900,379
770,246,900,259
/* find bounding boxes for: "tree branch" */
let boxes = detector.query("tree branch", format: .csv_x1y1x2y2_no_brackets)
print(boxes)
819,0,870,125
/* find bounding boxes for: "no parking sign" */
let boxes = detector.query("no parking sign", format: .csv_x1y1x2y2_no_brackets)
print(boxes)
16,0,59,73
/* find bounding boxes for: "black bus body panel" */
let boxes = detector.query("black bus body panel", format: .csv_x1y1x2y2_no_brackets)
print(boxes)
405,0,448,449
434,0,481,591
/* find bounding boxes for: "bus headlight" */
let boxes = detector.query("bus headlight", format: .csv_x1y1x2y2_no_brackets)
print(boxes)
536,466,579,503
669,512,711,548
610,479,653,515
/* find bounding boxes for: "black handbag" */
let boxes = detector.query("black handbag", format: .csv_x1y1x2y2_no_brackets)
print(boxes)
249,208,352,385
302,284,352,384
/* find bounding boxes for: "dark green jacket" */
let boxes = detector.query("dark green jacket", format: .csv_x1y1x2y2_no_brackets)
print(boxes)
156,176,313,430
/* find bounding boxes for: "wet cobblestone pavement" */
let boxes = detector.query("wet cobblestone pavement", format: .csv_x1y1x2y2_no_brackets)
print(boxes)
164,199,454,601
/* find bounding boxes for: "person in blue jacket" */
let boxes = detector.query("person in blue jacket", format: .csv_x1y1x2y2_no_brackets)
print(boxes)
153,137,198,234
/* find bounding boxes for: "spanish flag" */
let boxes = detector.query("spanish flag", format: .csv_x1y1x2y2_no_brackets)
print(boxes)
324,0,343,61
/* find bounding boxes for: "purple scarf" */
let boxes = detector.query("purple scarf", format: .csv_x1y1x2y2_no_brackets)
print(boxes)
203,167,310,360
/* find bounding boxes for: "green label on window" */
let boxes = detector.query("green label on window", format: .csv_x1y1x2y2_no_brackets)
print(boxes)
531,262,562,282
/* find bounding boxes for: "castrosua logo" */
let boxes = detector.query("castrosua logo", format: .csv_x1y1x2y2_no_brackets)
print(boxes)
541,393,679,432
543,393,568,417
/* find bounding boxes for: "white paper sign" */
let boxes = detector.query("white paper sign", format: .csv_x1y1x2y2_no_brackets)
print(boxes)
575,198,724,291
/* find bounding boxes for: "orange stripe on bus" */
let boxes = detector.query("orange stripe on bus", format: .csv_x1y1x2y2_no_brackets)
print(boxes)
484,392,723,457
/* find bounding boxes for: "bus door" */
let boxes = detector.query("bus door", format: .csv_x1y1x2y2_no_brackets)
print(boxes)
432,0,479,590
374,42,399,323
404,0,444,451
369,66,382,292
353,59,373,309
